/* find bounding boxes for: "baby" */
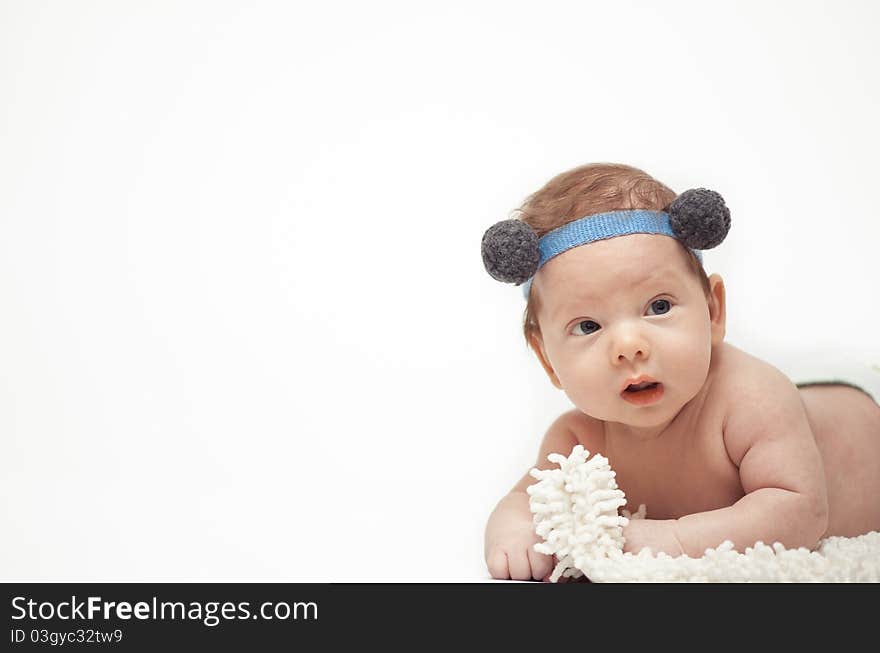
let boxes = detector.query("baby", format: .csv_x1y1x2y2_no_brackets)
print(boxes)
481,163,880,581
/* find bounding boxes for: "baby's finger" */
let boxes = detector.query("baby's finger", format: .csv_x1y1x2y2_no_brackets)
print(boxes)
486,549,509,580
527,547,552,581
541,560,558,583
506,550,532,581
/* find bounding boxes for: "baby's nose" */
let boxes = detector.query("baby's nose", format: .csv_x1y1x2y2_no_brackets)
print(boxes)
612,329,650,363
617,347,647,363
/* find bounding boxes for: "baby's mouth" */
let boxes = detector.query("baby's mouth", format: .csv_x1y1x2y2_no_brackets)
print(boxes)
620,381,664,405
623,381,660,393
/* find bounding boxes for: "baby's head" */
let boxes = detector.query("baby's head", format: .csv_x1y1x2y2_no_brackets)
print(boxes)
482,163,729,431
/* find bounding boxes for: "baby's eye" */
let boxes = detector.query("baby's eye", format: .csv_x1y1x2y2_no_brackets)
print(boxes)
648,299,672,315
571,320,600,336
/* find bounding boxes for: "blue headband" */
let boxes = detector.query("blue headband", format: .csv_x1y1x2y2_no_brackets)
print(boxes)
520,209,703,299
481,187,729,291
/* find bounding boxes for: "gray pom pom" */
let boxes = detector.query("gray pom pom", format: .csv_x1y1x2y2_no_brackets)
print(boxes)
667,188,731,250
481,219,540,284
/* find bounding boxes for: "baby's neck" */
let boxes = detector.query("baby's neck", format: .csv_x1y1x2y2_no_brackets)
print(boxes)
606,418,677,444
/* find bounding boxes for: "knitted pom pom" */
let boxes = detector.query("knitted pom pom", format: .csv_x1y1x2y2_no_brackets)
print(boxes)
667,188,731,250
481,219,540,284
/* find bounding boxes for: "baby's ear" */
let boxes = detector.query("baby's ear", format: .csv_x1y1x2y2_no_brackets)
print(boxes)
528,333,563,389
707,273,726,345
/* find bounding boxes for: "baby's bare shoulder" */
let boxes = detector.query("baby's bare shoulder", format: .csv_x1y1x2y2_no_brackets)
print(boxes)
713,344,811,462
711,343,798,407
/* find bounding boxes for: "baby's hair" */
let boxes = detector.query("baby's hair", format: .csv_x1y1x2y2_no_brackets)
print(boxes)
513,162,712,348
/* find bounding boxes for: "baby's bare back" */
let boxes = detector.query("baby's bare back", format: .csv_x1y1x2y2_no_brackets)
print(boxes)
799,383,880,537
581,343,880,539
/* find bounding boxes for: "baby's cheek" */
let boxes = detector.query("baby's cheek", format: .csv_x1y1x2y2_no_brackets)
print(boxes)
564,380,610,420
671,333,711,392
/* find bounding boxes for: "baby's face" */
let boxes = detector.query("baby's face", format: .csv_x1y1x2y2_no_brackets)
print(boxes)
532,234,716,430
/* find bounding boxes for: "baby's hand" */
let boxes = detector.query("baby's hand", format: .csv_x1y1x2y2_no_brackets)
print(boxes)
622,518,686,557
485,512,554,581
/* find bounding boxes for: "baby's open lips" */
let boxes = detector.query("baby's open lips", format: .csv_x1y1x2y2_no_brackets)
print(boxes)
620,377,665,405
623,382,661,393
620,375,661,394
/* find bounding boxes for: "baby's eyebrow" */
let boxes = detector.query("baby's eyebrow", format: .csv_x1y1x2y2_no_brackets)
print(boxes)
550,295,601,323
551,269,677,322
627,266,672,290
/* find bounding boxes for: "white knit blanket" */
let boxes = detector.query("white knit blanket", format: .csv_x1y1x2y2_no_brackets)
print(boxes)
527,445,880,582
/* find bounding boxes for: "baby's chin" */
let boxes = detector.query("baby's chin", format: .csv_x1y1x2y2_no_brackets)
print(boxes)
575,395,691,430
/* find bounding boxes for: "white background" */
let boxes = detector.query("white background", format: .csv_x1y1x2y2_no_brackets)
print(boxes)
1,0,878,581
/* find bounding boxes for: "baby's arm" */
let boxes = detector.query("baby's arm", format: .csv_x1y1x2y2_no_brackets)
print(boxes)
485,410,589,580
673,371,829,556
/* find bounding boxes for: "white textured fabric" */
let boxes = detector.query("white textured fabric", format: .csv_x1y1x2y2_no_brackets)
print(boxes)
527,445,880,582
